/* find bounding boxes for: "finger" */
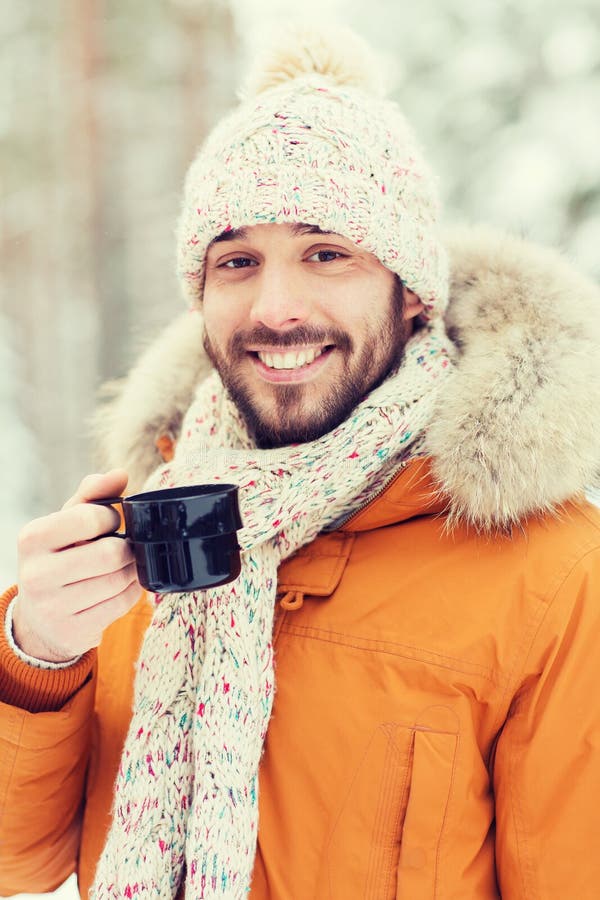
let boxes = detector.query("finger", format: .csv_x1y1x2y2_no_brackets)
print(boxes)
59,561,140,616
44,578,144,659
18,502,123,555
62,469,129,510
74,573,144,624
59,535,136,588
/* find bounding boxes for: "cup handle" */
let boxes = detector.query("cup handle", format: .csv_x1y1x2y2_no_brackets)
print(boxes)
90,497,127,539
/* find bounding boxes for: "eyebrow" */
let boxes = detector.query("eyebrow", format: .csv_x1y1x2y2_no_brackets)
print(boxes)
208,223,334,245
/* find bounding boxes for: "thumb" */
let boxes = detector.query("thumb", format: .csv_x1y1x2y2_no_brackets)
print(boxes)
62,468,130,510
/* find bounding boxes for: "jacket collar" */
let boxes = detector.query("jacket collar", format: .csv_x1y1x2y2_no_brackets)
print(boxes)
276,459,443,600
340,458,446,531
91,225,600,531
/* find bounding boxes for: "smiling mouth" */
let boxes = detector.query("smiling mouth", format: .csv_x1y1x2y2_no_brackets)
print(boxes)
249,345,334,370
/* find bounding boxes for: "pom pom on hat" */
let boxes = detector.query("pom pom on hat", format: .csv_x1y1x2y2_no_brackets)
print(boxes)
239,22,386,99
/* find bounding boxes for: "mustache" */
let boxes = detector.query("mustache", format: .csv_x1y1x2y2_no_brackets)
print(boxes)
229,324,353,354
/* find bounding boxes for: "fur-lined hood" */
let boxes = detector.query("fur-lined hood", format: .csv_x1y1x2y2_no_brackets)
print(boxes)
91,225,600,529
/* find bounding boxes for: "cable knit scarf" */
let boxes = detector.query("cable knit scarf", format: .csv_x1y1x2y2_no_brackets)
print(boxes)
92,321,453,899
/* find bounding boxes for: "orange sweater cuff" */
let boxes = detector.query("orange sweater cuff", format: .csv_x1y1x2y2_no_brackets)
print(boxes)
0,586,96,713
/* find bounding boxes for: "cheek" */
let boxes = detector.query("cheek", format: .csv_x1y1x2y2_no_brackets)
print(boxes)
333,278,395,339
202,293,240,350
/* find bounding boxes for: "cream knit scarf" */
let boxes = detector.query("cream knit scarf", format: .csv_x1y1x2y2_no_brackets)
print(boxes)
92,321,453,899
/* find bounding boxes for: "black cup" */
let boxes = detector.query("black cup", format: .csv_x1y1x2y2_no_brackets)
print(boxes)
93,484,242,593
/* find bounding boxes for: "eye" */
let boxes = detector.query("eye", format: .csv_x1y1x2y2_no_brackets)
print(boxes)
219,256,257,269
306,249,346,263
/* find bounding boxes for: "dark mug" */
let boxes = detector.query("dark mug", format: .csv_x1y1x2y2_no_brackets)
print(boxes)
93,484,242,593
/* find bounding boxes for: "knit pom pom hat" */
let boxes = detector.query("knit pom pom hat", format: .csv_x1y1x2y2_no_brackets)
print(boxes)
176,24,448,315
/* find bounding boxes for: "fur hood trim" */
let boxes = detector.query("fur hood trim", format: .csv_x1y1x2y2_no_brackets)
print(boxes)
90,226,600,529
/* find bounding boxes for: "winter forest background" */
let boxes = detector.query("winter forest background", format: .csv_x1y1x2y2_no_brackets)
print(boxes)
1,0,599,897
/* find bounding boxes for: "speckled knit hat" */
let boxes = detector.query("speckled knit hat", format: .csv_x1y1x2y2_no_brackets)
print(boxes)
176,24,448,315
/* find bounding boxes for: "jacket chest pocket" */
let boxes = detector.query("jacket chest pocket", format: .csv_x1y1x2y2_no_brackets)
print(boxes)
322,706,459,900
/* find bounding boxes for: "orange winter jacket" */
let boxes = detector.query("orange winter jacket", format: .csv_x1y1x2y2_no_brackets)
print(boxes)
2,457,600,899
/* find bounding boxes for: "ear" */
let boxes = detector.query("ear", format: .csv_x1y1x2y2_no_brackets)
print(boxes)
402,286,425,320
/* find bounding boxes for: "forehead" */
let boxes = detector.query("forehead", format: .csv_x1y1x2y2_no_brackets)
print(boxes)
208,222,337,247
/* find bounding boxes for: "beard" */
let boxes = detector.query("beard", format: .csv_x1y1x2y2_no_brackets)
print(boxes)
203,279,413,448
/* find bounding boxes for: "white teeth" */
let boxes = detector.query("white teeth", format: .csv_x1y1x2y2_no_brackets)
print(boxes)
257,347,325,370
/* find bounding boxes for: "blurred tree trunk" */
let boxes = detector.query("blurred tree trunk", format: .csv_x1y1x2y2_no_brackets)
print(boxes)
49,0,104,500
176,2,238,168
1,0,105,512
1,1,237,515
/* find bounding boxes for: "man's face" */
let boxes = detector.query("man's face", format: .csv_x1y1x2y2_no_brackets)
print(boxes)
202,223,423,448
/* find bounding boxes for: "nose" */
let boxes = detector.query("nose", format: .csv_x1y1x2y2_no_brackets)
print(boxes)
249,263,310,330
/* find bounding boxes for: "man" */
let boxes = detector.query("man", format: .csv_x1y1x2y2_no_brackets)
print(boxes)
2,24,600,900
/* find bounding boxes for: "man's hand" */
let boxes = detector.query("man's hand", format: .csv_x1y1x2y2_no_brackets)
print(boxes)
12,469,141,663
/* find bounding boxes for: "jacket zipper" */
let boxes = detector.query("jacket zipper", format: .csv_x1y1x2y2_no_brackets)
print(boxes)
335,459,413,529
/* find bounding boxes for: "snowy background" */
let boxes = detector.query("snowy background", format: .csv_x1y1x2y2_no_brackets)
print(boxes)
1,0,599,895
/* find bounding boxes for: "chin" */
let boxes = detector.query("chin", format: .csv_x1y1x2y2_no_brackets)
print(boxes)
247,412,318,448
252,426,321,449
247,399,358,448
